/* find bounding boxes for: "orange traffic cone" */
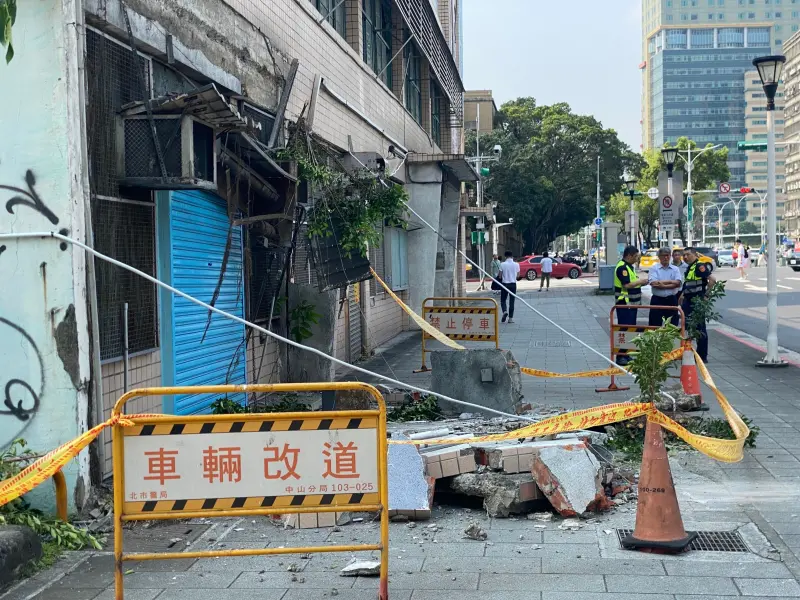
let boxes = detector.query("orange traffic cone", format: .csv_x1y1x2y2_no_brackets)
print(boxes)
621,420,697,553
680,340,702,404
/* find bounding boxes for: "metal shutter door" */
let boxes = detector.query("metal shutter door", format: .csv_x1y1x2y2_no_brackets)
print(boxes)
169,190,246,414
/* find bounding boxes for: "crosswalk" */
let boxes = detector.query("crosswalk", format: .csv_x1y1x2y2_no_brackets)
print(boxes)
725,277,795,292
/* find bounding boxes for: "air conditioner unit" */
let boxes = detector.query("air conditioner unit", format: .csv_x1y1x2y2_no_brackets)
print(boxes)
116,114,217,190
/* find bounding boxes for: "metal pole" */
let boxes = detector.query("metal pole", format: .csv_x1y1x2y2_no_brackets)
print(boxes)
687,147,693,247
629,191,635,246
734,200,740,240
761,198,765,241
122,302,130,413
702,208,707,245
667,172,674,249
594,156,600,271
718,206,723,248
759,106,786,366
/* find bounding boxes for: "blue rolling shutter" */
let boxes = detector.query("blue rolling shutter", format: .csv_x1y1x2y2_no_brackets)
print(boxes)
163,190,246,415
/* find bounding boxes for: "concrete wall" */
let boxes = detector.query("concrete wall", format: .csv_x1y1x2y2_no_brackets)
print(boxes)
434,180,461,299
0,0,92,510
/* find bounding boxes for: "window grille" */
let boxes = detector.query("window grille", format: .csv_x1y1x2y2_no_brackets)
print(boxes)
363,0,393,88
314,0,347,38
404,37,423,123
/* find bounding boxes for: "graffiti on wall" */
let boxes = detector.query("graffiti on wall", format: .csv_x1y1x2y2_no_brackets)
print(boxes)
0,168,63,447
0,318,45,448
1,168,69,250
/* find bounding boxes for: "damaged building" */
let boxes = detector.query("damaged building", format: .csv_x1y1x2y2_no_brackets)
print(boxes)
0,0,473,505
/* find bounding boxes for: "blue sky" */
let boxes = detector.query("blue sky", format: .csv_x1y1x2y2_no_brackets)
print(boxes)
462,0,643,151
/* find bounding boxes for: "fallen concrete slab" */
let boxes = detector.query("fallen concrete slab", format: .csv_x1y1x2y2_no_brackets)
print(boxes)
388,433,432,516
430,348,523,415
529,444,611,517
421,444,477,478
473,439,588,473
446,471,541,517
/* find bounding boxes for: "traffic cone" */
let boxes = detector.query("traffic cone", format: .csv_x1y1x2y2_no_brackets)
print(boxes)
680,340,702,405
621,420,697,553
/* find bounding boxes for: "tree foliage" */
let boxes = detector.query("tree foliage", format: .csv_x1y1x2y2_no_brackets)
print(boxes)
608,137,730,245
0,0,16,63
466,98,641,253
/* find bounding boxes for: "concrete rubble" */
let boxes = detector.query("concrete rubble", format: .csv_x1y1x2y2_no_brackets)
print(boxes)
340,559,381,577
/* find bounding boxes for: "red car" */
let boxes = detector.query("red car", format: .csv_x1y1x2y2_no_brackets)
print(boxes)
517,255,583,281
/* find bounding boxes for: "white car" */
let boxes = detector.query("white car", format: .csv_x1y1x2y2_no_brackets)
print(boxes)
717,249,736,267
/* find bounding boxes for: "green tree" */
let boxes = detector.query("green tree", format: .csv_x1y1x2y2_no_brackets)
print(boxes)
467,98,640,253
0,0,16,63
638,138,730,244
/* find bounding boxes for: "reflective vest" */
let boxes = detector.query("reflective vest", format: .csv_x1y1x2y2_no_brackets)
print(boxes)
682,261,706,298
614,260,641,304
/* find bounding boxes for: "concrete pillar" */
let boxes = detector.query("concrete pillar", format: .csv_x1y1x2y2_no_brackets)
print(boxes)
420,62,432,135
406,163,443,319
0,0,92,511
434,179,461,299
391,9,405,101
345,0,363,56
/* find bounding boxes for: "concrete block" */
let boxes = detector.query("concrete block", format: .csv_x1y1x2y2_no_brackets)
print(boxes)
457,451,477,473
0,525,42,586
388,434,431,512
426,459,443,479
441,457,460,478
529,445,610,517
502,455,521,474
474,439,586,472
431,349,523,415
298,512,318,529
447,472,540,518
317,511,336,527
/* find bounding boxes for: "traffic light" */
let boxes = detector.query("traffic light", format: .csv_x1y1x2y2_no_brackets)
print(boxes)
737,141,768,152
740,187,755,194
599,205,606,219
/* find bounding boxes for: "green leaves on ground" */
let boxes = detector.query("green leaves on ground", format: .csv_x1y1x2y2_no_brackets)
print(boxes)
0,0,17,63
211,394,311,414
388,395,442,422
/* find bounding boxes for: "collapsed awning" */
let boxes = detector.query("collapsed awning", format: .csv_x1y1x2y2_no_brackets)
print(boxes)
120,84,248,130
406,153,479,182
221,132,296,183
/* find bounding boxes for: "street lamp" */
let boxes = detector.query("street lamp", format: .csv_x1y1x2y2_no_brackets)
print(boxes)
678,143,723,246
753,54,788,368
662,147,678,247
625,176,638,247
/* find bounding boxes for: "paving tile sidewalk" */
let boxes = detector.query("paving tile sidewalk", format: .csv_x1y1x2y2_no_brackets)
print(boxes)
6,284,800,599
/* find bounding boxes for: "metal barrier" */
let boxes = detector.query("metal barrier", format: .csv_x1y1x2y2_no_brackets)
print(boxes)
112,383,390,600
596,304,685,393
414,297,499,372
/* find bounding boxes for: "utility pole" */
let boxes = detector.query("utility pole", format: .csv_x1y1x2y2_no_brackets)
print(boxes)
595,156,600,268
476,103,485,290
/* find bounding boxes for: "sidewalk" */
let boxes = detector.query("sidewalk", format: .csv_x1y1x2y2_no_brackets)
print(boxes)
5,283,800,600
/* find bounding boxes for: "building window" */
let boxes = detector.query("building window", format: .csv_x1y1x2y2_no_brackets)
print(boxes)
691,13,699,19
776,11,783,16
749,11,756,17
314,0,346,38
719,11,725,18
718,27,745,47
431,79,443,147
747,26,771,46
362,0,392,87
681,12,689,19
709,12,715,18
404,38,422,123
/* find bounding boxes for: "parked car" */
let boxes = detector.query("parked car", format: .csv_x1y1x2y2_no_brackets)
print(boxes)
639,249,660,271
788,250,800,272
517,255,583,280
717,249,736,267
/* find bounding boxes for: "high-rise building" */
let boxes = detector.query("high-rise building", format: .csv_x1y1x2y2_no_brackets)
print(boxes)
641,0,800,187
464,90,498,134
782,32,800,239
743,69,786,230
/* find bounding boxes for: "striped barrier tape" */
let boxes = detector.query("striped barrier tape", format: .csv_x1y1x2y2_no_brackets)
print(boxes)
519,347,684,379
370,268,464,350
390,351,749,463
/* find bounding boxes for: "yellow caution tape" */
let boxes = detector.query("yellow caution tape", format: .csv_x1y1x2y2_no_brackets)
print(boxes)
519,347,684,379
391,351,749,463
370,268,464,350
0,414,149,507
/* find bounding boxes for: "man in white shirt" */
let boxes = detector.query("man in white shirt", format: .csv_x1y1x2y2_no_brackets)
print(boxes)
539,251,554,292
498,251,520,323
648,247,683,327
672,248,687,278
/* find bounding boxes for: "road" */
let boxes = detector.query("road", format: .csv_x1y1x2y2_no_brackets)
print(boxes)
706,264,800,353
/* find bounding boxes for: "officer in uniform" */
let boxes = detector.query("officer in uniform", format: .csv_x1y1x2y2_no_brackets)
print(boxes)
614,245,649,364
681,247,716,363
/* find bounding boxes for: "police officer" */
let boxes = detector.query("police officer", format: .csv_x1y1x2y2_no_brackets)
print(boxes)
681,247,716,363
614,246,649,365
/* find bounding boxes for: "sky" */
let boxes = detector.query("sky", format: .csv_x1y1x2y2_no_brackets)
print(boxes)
462,0,643,151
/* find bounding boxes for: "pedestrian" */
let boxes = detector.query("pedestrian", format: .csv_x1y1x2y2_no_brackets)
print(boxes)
672,248,688,278
490,254,502,295
539,251,553,292
681,247,716,363
736,238,748,280
648,247,682,327
614,245,649,365
759,242,767,267
498,250,520,324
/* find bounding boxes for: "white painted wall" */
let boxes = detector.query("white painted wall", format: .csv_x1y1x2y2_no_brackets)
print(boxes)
0,0,91,511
